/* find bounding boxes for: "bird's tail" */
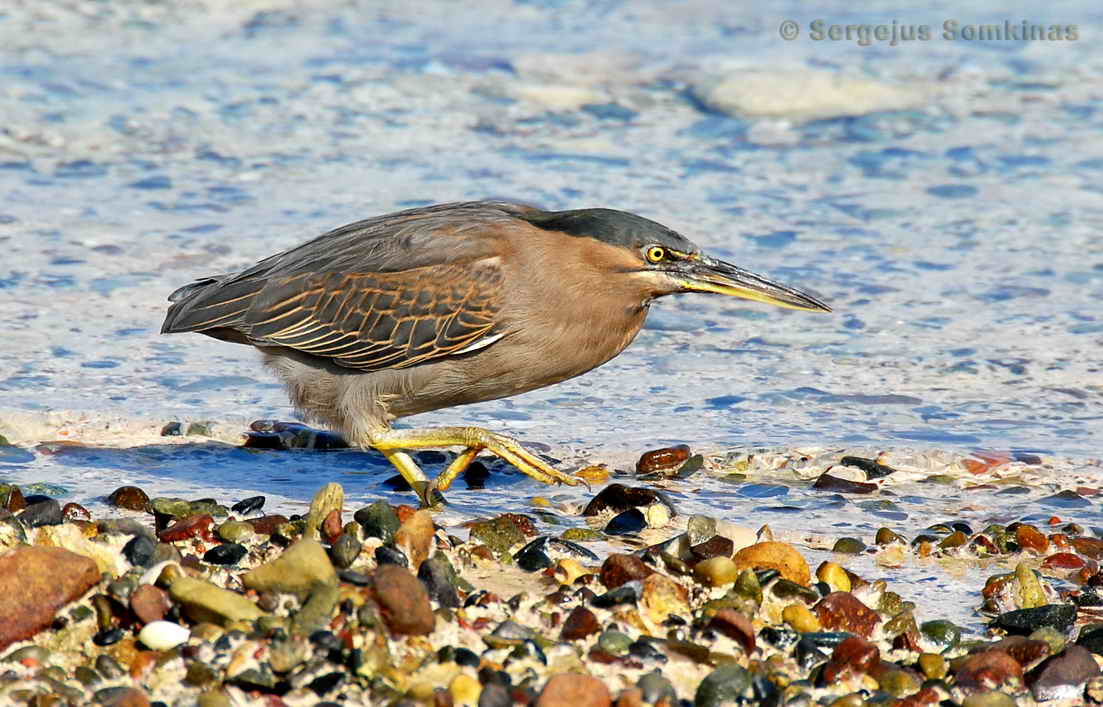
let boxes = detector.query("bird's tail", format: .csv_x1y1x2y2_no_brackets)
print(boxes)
160,275,261,335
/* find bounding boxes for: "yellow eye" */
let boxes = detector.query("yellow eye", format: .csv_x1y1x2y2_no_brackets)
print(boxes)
645,246,666,264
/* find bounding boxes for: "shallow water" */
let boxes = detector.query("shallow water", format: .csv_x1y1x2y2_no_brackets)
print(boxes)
2,1,1102,634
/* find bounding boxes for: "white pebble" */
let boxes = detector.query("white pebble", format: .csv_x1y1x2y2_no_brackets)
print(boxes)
138,621,190,650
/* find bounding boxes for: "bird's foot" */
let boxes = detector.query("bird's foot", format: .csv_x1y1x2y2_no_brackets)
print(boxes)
369,426,581,504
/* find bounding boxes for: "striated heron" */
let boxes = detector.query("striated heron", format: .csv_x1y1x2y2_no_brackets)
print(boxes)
162,201,830,503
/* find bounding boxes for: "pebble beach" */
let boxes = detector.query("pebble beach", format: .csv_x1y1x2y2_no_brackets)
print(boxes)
2,0,1103,705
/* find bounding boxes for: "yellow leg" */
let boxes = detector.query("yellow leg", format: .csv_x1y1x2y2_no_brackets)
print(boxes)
377,449,438,507
369,427,581,494
435,446,483,492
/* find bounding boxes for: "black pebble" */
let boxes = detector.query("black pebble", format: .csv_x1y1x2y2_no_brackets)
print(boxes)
92,628,125,646
454,647,480,668
203,543,247,565
231,496,265,515
307,672,344,697
18,498,63,527
604,508,647,535
123,535,156,567
374,545,408,567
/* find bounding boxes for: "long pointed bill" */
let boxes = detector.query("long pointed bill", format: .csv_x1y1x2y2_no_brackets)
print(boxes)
672,255,832,312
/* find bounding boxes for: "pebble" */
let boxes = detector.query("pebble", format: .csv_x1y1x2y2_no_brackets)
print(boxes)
169,576,264,624
600,554,652,588
203,543,247,565
560,606,600,640
62,501,92,521
450,673,482,706
246,514,290,535
375,544,409,567
694,664,752,707
782,603,822,633
138,621,190,650
581,484,676,517
216,519,256,543
694,556,739,587
92,686,151,707
242,538,337,599
635,444,690,475
108,486,151,512
814,592,881,638
123,535,157,567
372,564,435,635
536,673,611,707
708,609,756,653
130,584,171,624
816,562,852,592
604,508,647,535
822,635,878,682
955,649,1024,691
993,604,1076,635
18,497,63,526
418,554,461,608
640,573,689,624
230,495,265,515
0,545,100,651
330,531,362,569
812,472,877,494
157,514,215,543
395,509,435,569
1028,644,1100,701
305,482,344,542
354,501,400,543
733,541,811,585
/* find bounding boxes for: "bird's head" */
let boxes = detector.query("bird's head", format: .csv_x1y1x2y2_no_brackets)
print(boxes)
519,207,832,312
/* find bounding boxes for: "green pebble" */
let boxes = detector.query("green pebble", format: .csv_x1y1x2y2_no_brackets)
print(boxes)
1029,625,1066,653
961,692,1017,707
686,515,717,545
597,630,633,655
920,619,961,649
291,582,339,636
188,500,229,518
217,520,255,543
73,666,101,686
4,646,48,663
0,434,9,446
731,569,762,605
832,537,865,554
875,527,905,545
1015,562,1047,608
883,611,918,639
469,517,526,559
330,533,362,569
185,421,215,437
695,664,753,707
151,497,193,518
938,531,968,550
355,501,400,543
560,527,602,542
770,579,819,604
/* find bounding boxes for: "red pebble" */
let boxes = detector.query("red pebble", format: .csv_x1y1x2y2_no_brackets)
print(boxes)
157,514,215,543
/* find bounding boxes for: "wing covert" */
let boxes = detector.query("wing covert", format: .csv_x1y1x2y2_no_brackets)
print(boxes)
242,261,503,371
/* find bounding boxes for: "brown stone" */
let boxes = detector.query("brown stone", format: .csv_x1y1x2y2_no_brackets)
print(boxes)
636,445,690,474
108,486,151,512
600,554,652,589
614,687,644,707
954,649,1024,690
395,509,435,570
1016,525,1049,554
0,546,101,651
991,636,1051,670
1072,537,1103,559
157,514,215,543
62,502,91,521
708,609,755,654
537,673,611,707
372,565,434,636
823,635,880,682
733,541,811,586
247,514,290,535
893,687,942,707
96,686,151,707
640,573,689,624
812,472,877,494
814,591,881,638
1,484,25,512
321,509,342,545
1043,552,1086,570
561,606,601,641
130,584,172,624
691,535,735,561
